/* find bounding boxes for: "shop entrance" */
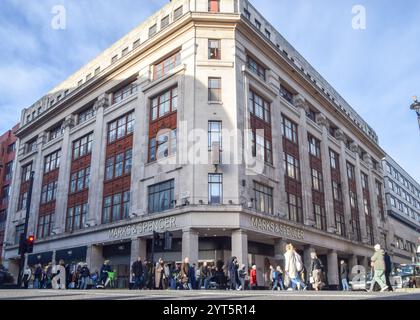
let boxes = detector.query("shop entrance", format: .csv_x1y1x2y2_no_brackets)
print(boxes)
102,242,131,289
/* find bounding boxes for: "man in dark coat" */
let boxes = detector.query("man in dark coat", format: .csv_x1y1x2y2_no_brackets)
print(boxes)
131,257,144,290
228,257,241,290
384,252,393,291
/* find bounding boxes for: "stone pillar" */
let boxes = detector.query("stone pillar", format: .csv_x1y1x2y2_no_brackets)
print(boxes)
54,116,74,233
351,143,368,243
294,95,315,226
182,228,199,265
274,238,287,260
130,237,147,282
86,244,103,273
348,254,358,279
365,155,380,245
51,250,56,265
303,245,315,275
231,230,248,268
336,130,352,239
87,95,108,225
317,115,336,233
327,250,339,289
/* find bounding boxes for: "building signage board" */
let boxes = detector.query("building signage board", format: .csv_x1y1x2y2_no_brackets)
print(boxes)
108,217,177,239
250,216,304,240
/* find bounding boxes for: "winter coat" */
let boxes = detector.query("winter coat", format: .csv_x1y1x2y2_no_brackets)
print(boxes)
284,250,300,279
131,260,144,277
310,258,323,272
371,249,385,271
250,269,257,285
181,263,190,284
154,263,164,288
80,266,90,278
340,263,349,279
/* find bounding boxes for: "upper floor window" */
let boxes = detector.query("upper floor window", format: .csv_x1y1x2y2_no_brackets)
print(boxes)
111,55,118,64
15,224,25,245
279,85,294,104
7,143,16,153
208,0,220,13
66,203,88,232
249,90,270,123
72,133,93,160
40,181,58,204
44,150,61,173
105,149,132,181
77,106,95,124
2,186,10,205
37,212,54,239
108,112,134,143
252,132,272,164
26,138,37,154
208,78,222,102
311,168,324,192
149,24,157,37
148,180,175,214
329,149,338,170
244,9,251,20
21,162,33,182
282,116,298,144
283,153,300,181
247,56,266,81
254,182,273,215
161,15,170,29
375,180,383,197
255,19,261,30
122,47,129,57
103,191,131,224
361,172,369,190
349,191,357,209
208,39,221,60
174,6,183,20
208,121,222,152
307,109,317,122
95,67,101,75
332,181,342,201
49,124,63,141
308,135,321,158
149,129,177,162
153,51,181,80
151,87,178,121
347,162,355,181
112,81,138,104
5,161,13,181
208,174,223,205
70,167,90,194
265,29,271,39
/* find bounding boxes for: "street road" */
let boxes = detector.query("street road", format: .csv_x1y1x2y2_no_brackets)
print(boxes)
0,289,419,300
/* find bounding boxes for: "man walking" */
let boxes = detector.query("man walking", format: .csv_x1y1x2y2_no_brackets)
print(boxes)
369,244,388,292
384,251,393,291
131,257,144,290
340,260,350,291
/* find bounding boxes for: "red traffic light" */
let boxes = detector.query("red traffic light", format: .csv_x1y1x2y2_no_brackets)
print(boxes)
27,235,35,243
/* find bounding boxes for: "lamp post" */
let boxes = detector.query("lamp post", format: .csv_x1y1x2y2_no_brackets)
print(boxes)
410,96,420,131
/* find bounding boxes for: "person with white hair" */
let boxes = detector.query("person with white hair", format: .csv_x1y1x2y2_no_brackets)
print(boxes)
369,244,388,292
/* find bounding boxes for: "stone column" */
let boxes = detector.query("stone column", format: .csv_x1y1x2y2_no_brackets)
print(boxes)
87,95,108,226
182,228,199,265
86,244,103,273
303,245,315,275
317,114,336,233
54,116,74,233
294,95,315,226
348,254,358,279
231,230,248,268
336,130,352,239
129,237,147,282
365,154,380,245
351,143,368,243
274,238,287,260
327,250,339,289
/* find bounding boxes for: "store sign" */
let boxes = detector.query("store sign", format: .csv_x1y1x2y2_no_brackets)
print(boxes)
250,217,304,240
108,217,177,239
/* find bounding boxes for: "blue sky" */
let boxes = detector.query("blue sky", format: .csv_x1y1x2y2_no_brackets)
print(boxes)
0,0,419,182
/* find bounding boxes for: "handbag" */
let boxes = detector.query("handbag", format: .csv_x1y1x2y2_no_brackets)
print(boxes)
309,276,315,284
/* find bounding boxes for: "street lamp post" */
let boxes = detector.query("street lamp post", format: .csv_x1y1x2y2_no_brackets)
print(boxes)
410,96,420,131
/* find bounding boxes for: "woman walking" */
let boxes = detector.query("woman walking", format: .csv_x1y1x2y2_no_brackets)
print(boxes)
310,251,324,291
284,243,307,290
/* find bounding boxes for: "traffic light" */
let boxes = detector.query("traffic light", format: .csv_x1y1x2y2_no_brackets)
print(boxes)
26,235,35,254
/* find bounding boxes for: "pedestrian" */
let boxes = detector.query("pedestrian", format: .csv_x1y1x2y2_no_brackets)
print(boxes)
33,264,43,289
181,257,190,290
270,265,279,290
384,251,393,292
45,262,53,289
228,257,241,291
238,264,247,290
310,251,323,291
52,260,66,290
284,243,307,291
22,266,32,289
131,257,144,290
276,266,285,290
155,258,165,290
199,262,211,290
250,265,257,290
189,263,197,290
369,244,388,292
98,260,112,289
340,260,350,291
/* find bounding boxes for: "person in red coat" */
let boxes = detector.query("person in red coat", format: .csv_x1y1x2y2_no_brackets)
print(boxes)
250,265,257,290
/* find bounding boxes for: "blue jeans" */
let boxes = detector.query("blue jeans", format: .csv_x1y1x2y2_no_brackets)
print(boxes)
33,278,40,289
132,275,143,289
342,278,349,291
291,277,306,290
80,276,89,290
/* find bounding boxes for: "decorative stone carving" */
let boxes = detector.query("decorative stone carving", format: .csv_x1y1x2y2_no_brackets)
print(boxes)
61,117,75,130
38,132,48,145
293,94,309,113
364,154,373,167
349,142,359,154
94,94,110,111
334,129,346,142
316,114,329,128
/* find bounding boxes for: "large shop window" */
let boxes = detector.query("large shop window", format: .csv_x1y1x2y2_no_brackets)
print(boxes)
105,150,132,181
153,52,181,80
148,180,175,214
70,167,90,193
103,191,130,224
254,182,273,215
108,112,134,143
37,213,54,239
151,87,178,121
149,129,177,162
208,174,223,205
249,90,270,123
72,133,93,160
66,203,88,232
44,150,61,173
282,116,298,144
